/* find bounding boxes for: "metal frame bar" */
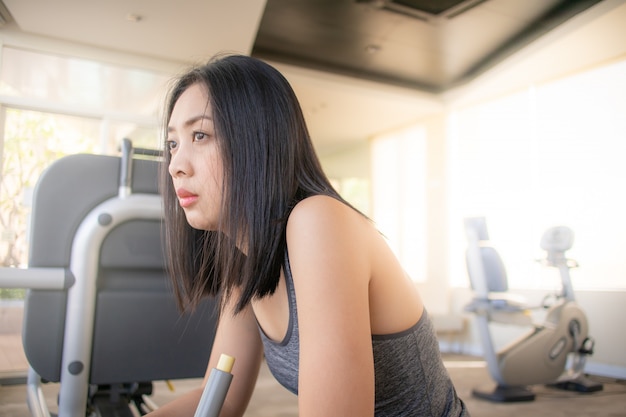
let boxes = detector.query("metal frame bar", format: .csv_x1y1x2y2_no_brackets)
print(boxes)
0,193,162,416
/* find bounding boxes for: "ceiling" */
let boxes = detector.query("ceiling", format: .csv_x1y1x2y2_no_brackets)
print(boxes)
0,0,624,155
253,0,603,92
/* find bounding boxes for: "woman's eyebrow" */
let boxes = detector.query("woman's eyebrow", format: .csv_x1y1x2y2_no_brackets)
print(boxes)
167,114,212,132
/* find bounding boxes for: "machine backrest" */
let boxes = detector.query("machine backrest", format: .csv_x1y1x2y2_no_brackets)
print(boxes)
464,217,509,296
474,246,509,293
23,153,217,384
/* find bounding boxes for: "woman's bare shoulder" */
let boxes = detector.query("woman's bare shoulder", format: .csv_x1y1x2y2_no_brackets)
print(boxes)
285,195,374,286
287,195,369,232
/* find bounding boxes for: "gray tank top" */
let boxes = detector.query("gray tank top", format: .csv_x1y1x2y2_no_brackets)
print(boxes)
258,252,470,416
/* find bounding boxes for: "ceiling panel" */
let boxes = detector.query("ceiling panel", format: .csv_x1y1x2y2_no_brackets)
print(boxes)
1,0,267,62
252,0,604,92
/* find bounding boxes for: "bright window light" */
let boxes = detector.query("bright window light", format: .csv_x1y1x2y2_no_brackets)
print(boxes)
371,126,427,282
449,58,626,291
0,47,170,117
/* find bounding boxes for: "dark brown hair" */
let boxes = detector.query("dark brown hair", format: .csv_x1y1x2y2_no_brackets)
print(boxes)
161,54,354,314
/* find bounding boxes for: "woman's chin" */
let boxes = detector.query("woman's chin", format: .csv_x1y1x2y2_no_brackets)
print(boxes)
185,216,217,232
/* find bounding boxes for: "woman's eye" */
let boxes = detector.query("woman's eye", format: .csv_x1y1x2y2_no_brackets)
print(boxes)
166,140,178,150
193,132,207,141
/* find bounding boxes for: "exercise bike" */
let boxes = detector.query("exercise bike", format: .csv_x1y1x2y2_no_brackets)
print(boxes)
464,217,603,402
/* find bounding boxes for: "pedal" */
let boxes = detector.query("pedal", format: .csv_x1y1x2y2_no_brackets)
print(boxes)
579,337,595,355
91,395,136,417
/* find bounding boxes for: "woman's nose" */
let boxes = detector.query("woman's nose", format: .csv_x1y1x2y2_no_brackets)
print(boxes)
168,147,192,178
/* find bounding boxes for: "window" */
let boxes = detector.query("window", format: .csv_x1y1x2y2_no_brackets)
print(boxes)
0,46,172,377
0,47,169,117
371,126,427,282
0,46,169,271
0,108,100,270
449,58,626,290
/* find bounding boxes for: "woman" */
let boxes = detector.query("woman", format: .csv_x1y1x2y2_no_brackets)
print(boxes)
151,54,469,416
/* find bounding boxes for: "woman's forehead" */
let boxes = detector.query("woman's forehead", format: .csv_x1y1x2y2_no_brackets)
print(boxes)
170,85,212,121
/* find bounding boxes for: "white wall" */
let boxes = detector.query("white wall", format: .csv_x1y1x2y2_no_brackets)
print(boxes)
319,140,370,179
416,114,451,316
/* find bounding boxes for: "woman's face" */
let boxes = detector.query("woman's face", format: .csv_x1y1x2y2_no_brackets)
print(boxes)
167,83,224,231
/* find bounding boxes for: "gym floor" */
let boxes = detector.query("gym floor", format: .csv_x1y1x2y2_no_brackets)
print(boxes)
1,351,625,417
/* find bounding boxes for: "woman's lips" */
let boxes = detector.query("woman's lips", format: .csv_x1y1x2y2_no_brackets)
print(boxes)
176,188,198,208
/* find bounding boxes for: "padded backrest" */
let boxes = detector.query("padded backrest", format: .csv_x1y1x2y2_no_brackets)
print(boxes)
478,246,509,292
464,217,509,295
465,245,509,294
23,153,216,384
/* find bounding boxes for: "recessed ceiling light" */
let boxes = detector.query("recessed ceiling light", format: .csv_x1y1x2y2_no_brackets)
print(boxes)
126,13,143,23
365,44,381,54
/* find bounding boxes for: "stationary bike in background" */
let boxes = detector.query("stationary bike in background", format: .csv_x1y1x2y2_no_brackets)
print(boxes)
464,217,603,402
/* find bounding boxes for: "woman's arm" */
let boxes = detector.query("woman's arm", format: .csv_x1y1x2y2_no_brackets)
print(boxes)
206,298,264,416
287,196,376,416
148,296,264,417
